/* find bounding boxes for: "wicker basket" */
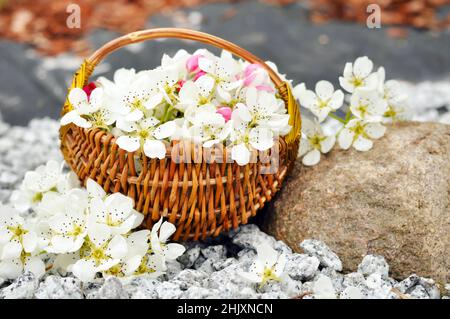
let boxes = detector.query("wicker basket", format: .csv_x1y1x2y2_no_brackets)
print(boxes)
60,28,301,241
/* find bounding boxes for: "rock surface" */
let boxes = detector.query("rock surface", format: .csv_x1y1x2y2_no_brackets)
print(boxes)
264,121,450,285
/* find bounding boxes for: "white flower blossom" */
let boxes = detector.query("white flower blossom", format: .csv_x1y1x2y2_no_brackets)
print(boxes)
10,160,75,212
150,218,186,270
338,118,386,151
61,87,116,129
0,204,45,280
71,224,128,283
44,189,89,254
239,241,286,287
197,50,241,102
298,81,344,122
349,90,387,121
188,107,233,147
339,56,379,93
88,190,143,237
116,118,176,159
299,118,336,166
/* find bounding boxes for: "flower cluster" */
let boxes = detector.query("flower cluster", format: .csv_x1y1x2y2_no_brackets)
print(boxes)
1,160,185,282
294,56,408,166
61,50,292,166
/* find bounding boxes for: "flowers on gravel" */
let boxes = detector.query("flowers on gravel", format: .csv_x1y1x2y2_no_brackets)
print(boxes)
0,204,45,280
239,241,286,287
1,161,185,283
61,49,292,165
294,56,408,166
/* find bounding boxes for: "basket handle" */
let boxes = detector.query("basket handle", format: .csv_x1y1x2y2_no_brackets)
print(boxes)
62,28,301,147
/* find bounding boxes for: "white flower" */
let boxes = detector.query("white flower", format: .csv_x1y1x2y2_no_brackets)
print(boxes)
132,252,166,278
0,255,45,280
197,50,241,102
61,87,110,128
338,118,386,151
10,160,70,211
106,71,158,124
116,118,176,159
178,80,215,116
86,178,107,202
377,69,408,121
188,107,232,147
230,126,274,166
0,204,38,259
313,275,337,299
0,204,45,280
299,118,335,166
44,189,89,254
234,87,290,134
239,241,286,287
88,190,143,237
298,81,344,122
120,230,150,276
150,218,186,270
71,224,128,283
339,56,379,93
349,90,387,121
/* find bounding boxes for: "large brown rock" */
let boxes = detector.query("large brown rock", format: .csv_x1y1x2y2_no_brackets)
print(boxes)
263,121,450,284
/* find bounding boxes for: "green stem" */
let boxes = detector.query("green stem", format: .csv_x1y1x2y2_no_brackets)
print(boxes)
162,104,174,123
328,112,346,124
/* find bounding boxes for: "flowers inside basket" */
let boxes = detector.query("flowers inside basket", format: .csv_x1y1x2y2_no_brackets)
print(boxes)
62,49,292,165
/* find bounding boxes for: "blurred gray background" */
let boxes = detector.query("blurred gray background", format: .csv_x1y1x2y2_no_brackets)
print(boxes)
0,0,449,126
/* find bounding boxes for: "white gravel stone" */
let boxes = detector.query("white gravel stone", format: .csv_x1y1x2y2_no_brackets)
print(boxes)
300,239,343,271
0,272,38,299
285,254,320,281
93,277,129,299
177,246,200,268
358,255,390,279
35,275,83,299
340,286,363,299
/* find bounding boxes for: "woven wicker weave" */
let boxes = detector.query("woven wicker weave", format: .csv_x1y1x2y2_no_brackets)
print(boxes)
60,28,301,241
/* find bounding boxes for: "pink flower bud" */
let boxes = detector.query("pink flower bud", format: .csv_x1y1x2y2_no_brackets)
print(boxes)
186,54,202,73
243,63,262,87
194,70,207,81
216,106,232,122
83,82,97,100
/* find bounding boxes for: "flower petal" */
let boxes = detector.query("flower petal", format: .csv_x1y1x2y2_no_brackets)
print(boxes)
320,135,336,153
353,135,373,151
231,143,251,166
116,135,140,152
164,243,186,260
143,140,167,159
315,80,334,100
249,127,274,151
302,149,321,166
153,121,176,140
72,259,97,283
0,259,22,280
338,128,354,150
353,56,373,79
365,122,386,139
1,241,22,260
24,256,45,279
